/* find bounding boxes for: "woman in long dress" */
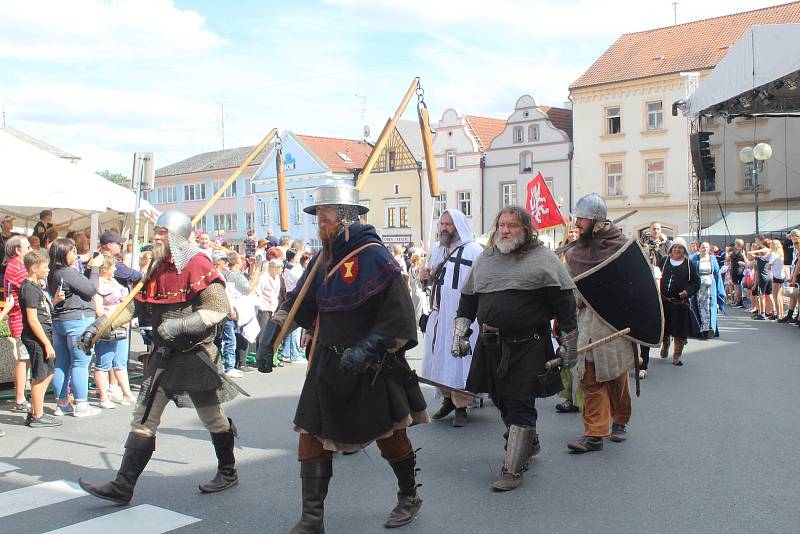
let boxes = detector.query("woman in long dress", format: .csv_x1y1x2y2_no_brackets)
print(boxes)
690,242,725,339
408,254,429,327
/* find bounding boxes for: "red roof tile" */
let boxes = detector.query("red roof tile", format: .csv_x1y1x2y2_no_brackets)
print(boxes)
571,2,800,89
464,115,507,151
295,134,372,174
538,106,573,141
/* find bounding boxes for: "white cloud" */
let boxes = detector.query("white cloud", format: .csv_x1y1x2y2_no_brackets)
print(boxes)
0,0,225,61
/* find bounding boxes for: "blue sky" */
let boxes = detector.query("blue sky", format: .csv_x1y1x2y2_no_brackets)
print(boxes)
0,0,786,174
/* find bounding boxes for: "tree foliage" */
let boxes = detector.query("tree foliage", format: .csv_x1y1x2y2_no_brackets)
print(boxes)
96,169,130,187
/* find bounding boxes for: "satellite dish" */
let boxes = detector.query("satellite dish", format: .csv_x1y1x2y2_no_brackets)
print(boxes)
362,125,371,139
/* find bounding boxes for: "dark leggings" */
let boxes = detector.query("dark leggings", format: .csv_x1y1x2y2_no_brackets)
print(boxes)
640,347,650,370
494,397,538,429
235,333,249,368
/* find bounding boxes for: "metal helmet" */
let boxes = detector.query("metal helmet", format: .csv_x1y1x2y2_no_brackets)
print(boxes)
574,193,607,221
155,210,198,273
304,182,369,218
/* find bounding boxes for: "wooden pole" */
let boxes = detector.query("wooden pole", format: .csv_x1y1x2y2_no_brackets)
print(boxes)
272,250,324,354
276,151,289,232
355,77,419,190
192,128,277,226
417,104,439,198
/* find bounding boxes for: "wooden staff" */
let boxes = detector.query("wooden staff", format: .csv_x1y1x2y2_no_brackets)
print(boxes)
271,250,324,354
417,103,439,197
356,77,419,190
276,151,289,232
88,129,278,349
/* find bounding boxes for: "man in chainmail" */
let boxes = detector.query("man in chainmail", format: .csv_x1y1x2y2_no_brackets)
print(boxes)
77,210,239,505
258,182,428,532
452,206,578,492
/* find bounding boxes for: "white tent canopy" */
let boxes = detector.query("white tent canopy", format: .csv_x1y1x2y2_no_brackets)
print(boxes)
0,128,159,236
686,24,800,117
679,209,800,240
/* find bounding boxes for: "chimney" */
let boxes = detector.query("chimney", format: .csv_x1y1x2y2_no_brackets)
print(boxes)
562,101,572,110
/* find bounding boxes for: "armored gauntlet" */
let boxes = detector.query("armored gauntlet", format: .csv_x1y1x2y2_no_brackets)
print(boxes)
79,315,109,355
451,317,472,357
340,333,392,373
559,329,579,369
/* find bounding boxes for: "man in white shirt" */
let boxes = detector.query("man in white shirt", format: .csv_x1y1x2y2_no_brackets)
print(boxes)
281,248,305,362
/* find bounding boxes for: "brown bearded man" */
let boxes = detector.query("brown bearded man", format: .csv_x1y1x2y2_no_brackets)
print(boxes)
257,182,428,533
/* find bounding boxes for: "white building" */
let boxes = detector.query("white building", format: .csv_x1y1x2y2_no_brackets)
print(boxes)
421,110,505,242
483,95,573,232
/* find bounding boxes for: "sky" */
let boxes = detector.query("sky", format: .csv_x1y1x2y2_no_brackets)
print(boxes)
0,0,790,175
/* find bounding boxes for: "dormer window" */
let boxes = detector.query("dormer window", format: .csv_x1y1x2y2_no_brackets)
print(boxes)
336,151,353,161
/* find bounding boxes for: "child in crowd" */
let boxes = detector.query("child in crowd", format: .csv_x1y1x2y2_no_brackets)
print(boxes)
244,229,256,260
19,250,64,427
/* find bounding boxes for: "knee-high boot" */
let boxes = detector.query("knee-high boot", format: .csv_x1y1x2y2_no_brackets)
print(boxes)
199,418,239,493
660,335,671,358
384,453,422,529
673,338,686,364
290,461,332,534
79,432,155,505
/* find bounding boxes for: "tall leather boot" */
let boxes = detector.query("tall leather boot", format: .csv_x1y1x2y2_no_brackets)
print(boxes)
660,336,671,358
492,425,537,492
79,432,155,505
384,453,422,529
673,338,686,366
199,418,239,493
290,461,332,534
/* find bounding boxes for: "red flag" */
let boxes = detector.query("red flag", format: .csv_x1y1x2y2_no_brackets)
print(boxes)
525,172,565,230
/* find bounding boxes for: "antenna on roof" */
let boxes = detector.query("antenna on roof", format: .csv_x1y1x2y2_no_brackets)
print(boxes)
216,101,227,150
1,106,5,128
672,2,678,25
355,93,368,140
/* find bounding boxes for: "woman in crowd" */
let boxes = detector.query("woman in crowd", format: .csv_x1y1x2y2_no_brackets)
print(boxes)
767,239,785,320
93,255,135,408
225,251,260,374
408,253,429,328
48,238,105,417
660,237,700,366
746,242,772,320
690,242,725,339
781,232,800,324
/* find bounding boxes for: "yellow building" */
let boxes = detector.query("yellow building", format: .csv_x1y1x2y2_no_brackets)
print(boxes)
358,120,425,247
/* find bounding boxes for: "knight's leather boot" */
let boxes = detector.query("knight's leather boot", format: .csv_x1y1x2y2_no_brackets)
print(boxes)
492,425,537,492
431,397,455,420
79,433,155,505
384,454,422,528
199,418,239,493
567,435,604,453
660,336,671,358
673,338,686,365
451,408,468,427
290,461,332,534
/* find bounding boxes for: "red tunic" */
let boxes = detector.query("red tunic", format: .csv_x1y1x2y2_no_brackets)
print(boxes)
136,253,222,305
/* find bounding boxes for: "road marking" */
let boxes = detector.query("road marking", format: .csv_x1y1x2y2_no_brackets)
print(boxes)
0,462,20,473
45,504,201,533
0,480,85,518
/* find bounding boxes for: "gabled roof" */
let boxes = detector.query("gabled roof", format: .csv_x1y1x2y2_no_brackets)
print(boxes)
295,134,372,173
464,115,507,151
538,106,573,141
1,126,80,161
156,144,271,177
570,1,800,90
394,120,424,161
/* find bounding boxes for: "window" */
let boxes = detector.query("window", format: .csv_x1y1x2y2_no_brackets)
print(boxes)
433,193,447,218
501,182,517,207
388,151,396,171
244,178,253,194
446,151,457,171
183,183,206,201
528,125,539,142
213,213,237,232
605,162,624,196
645,159,665,194
647,101,663,130
513,126,524,143
360,200,370,224
458,191,472,217
387,207,397,228
155,186,177,204
293,198,304,224
399,207,408,227
605,106,621,135
213,180,237,198
544,178,555,194
743,162,765,192
193,215,208,232
245,212,254,231
260,198,272,225
337,151,353,162
520,151,533,173
393,184,400,195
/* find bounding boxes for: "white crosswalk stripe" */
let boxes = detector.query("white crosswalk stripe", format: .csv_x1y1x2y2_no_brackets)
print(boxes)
0,480,202,532
44,504,201,533
0,480,85,518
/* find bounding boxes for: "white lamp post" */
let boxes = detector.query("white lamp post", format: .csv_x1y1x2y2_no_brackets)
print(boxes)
739,144,772,235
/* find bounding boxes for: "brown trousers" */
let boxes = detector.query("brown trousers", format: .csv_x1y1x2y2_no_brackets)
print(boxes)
580,361,631,438
298,429,413,464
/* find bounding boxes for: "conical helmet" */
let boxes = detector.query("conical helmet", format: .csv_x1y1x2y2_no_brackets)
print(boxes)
574,193,607,221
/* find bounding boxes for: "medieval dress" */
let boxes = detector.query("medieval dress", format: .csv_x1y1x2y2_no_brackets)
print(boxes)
690,254,725,337
660,257,700,340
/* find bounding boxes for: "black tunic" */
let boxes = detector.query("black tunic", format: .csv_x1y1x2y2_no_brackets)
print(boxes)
660,258,700,339
457,288,576,401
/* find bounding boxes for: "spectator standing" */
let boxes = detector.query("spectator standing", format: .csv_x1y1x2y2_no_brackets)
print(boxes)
390,244,408,275
225,252,259,373
768,239,785,320
243,229,257,260
729,239,746,307
48,238,105,417
5,235,32,413
29,236,42,250
94,255,135,408
690,242,725,339
255,259,282,332
20,250,62,427
265,228,279,249
33,210,72,245
0,215,20,286
780,230,800,324
277,235,292,256
99,230,143,288
255,239,268,264
280,248,305,363
197,232,214,260
746,243,772,320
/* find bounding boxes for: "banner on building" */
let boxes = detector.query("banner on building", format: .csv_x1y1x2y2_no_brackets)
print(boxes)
525,172,565,230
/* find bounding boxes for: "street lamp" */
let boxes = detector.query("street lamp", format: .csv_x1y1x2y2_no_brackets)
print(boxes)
739,143,772,235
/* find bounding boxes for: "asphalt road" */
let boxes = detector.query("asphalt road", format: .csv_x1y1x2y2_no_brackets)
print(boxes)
1,308,798,533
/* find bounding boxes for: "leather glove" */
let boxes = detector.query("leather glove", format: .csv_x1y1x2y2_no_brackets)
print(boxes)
157,313,207,343
78,315,109,355
559,329,578,369
256,319,282,373
340,333,392,374
450,317,472,357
